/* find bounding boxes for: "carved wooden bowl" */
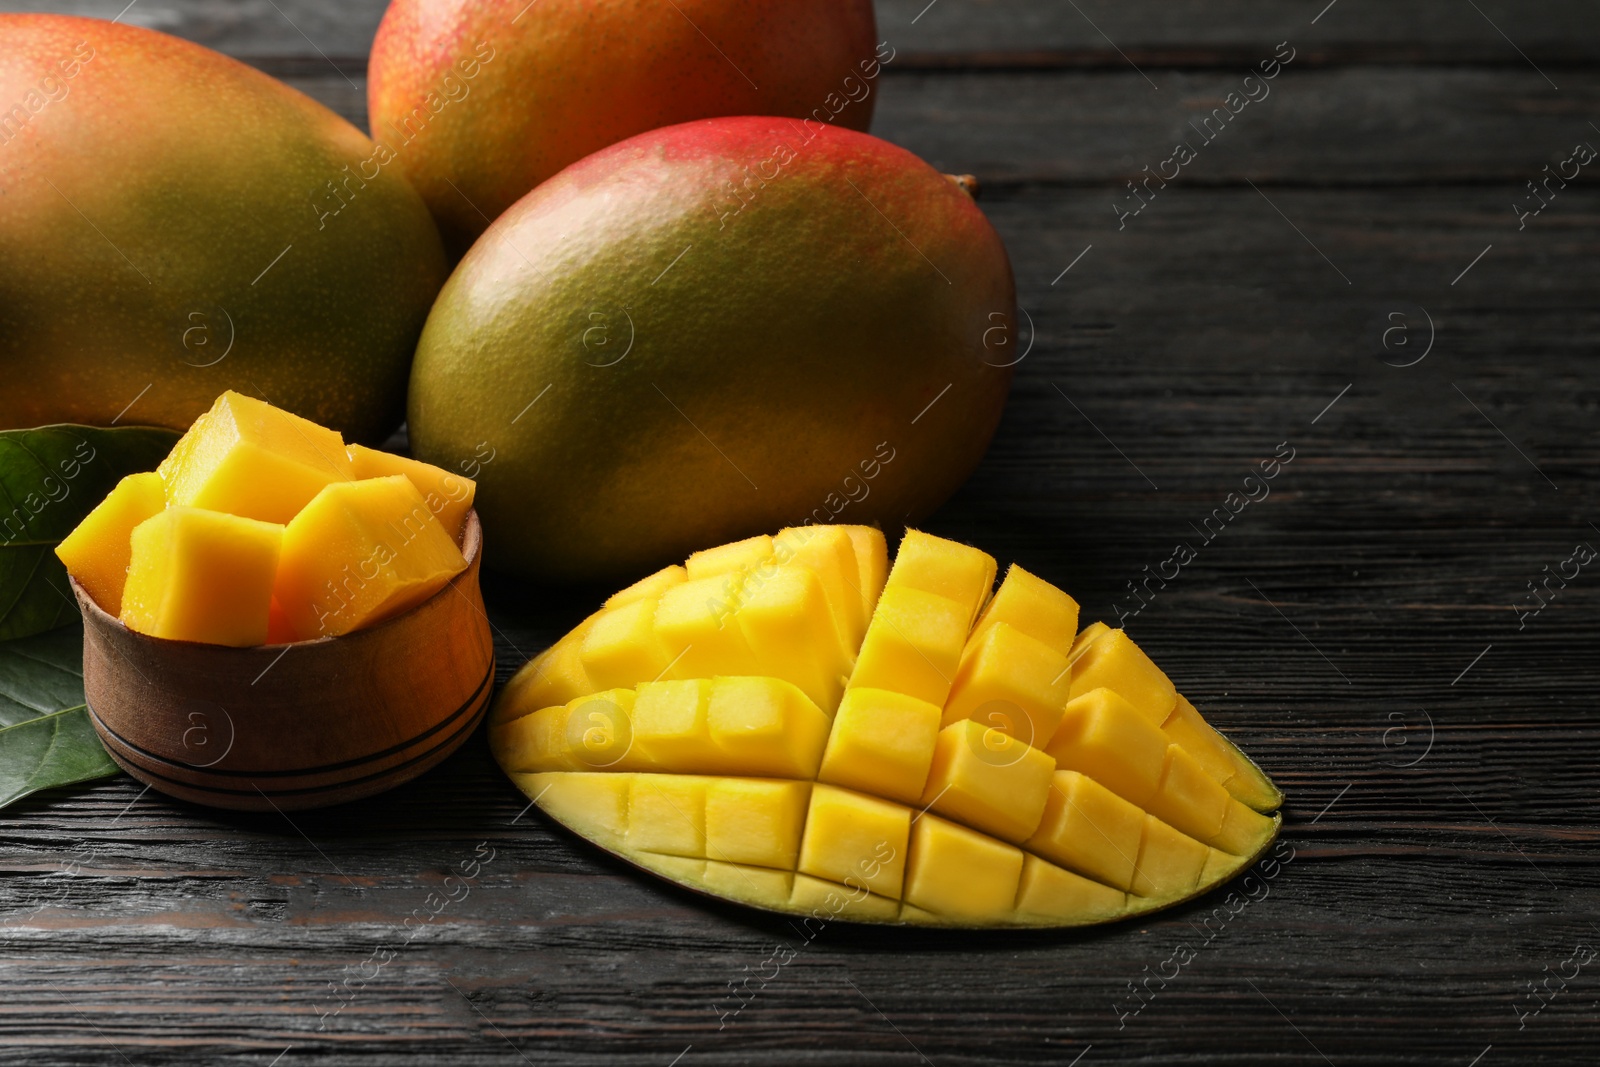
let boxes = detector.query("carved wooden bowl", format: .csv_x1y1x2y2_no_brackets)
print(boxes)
72,511,494,811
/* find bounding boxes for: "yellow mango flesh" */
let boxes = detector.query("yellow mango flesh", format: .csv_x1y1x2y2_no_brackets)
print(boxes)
56,391,479,647
492,527,1282,928
120,506,283,647
158,390,354,525
347,443,476,540
54,471,165,617
272,475,467,640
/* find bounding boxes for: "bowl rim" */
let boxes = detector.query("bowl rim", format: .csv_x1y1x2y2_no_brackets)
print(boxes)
72,508,484,652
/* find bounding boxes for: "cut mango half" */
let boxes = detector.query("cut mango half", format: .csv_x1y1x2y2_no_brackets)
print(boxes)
491,527,1282,928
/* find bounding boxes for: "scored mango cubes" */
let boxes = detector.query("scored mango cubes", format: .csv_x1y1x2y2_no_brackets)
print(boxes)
491,526,1283,929
56,390,477,647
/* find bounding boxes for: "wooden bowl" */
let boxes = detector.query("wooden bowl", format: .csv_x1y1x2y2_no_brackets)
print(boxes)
73,511,495,812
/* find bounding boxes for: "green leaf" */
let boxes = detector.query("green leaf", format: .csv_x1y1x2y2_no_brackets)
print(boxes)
0,623,86,727
0,424,180,641
0,707,120,810
0,624,120,810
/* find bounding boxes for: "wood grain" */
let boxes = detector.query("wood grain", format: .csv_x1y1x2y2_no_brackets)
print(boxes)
1,0,1597,1064
14,0,1598,64
273,66,1600,188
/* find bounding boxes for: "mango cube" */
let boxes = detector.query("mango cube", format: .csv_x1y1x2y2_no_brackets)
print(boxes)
1026,771,1146,891
903,814,1024,920
120,506,283,647
1162,694,1283,813
797,784,910,899
563,690,638,770
514,772,631,851
498,631,594,721
1131,815,1210,898
580,597,673,690
972,564,1080,655
1069,621,1110,661
1212,799,1278,856
1015,855,1126,924
817,687,941,804
347,443,475,540
54,471,165,616
492,703,577,772
884,529,996,626
158,390,353,524
654,574,757,679
627,774,708,858
704,779,811,869
773,525,868,646
942,620,1073,747
1153,743,1231,843
847,585,968,706
737,562,851,710
921,718,1055,843
1047,687,1167,808
706,676,830,780
629,679,716,770
272,475,467,640
1069,629,1177,723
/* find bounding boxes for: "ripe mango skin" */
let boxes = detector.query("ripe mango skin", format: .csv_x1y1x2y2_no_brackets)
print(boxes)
0,16,447,444
408,117,1016,582
368,0,878,255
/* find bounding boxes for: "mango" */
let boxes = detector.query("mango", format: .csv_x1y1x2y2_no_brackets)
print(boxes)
273,476,468,640
367,0,878,254
120,507,283,647
408,118,1016,582
53,472,165,616
0,16,446,442
492,527,1283,928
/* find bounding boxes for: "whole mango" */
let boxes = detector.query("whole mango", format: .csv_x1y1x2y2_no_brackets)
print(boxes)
368,0,880,254
0,15,447,443
408,117,1016,583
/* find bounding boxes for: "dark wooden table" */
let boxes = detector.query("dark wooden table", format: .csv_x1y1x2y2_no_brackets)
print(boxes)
4,1,1598,1063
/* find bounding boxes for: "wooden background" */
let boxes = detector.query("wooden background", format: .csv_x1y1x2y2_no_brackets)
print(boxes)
3,1,1598,1063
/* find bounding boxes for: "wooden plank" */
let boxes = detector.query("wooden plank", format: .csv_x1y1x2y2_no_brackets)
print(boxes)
271,67,1600,187
8,0,1597,65
875,67,1600,186
874,0,1600,66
